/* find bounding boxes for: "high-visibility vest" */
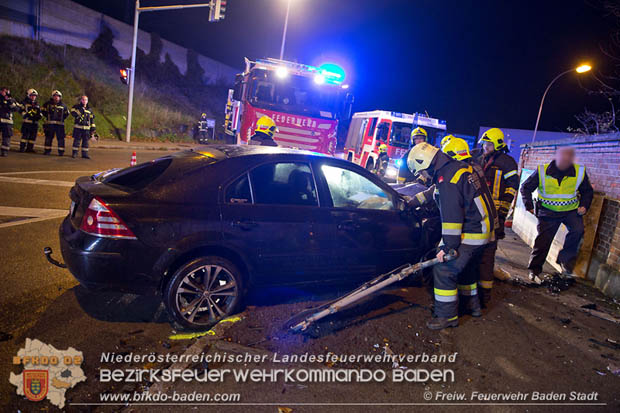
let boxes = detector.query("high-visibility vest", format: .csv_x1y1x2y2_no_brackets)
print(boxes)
537,163,585,212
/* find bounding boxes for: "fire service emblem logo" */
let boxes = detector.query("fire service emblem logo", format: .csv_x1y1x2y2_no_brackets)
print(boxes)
23,370,49,402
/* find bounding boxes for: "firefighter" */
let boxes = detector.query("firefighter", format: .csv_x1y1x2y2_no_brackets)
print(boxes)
249,116,278,146
0,87,21,157
440,134,453,149
375,143,389,176
41,90,69,156
521,146,593,282
410,127,428,147
195,113,209,143
20,89,42,153
70,95,96,159
408,143,495,330
475,128,519,306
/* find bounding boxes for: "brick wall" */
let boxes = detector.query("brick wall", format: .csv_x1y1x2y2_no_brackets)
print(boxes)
519,133,620,271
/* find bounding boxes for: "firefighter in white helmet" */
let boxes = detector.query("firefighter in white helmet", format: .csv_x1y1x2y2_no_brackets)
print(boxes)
249,116,278,146
41,90,69,156
407,142,495,330
19,88,42,153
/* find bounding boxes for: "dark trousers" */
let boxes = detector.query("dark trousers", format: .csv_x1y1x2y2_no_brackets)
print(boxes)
20,123,38,152
528,210,584,274
433,244,484,319
1,123,12,154
44,124,66,155
478,240,497,305
72,129,90,157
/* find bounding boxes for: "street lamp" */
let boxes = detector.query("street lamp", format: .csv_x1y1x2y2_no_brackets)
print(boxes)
279,0,294,60
531,63,592,143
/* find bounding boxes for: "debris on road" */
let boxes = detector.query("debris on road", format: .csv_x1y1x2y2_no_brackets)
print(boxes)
494,267,511,281
607,364,620,376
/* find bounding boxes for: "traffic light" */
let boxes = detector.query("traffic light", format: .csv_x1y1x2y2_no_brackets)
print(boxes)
208,0,226,22
120,68,130,85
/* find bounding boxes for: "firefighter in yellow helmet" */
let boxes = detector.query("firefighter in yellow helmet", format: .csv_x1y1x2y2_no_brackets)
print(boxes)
407,142,495,330
42,90,69,156
410,127,428,147
20,88,41,153
476,127,519,306
194,113,209,144
440,134,453,149
375,143,389,176
249,116,278,146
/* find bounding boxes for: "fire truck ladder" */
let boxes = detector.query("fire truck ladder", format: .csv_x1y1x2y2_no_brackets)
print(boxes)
288,250,457,332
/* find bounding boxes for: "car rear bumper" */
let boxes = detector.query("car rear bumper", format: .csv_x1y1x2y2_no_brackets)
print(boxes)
59,216,160,295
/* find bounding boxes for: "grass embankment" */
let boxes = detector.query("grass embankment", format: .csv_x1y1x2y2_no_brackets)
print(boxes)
0,36,230,142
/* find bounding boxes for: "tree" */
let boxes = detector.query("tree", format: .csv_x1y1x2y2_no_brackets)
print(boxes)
90,24,122,66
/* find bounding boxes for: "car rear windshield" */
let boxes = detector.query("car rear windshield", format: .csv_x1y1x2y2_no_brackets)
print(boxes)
102,158,173,191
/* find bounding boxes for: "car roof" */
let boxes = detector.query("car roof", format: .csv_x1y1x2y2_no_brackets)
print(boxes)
188,144,328,161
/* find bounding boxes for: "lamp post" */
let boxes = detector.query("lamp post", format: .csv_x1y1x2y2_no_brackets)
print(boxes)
531,64,592,143
279,0,292,60
125,0,221,143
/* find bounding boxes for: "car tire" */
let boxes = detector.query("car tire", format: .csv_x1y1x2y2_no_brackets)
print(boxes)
163,256,244,330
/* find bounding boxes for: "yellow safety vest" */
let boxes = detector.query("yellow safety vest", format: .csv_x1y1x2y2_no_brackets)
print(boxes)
537,163,584,212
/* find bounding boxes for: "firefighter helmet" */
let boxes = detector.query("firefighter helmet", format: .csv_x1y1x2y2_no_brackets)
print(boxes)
440,134,453,149
442,137,471,161
27,88,38,96
255,116,278,138
378,143,387,153
407,142,439,174
201,113,206,117
479,128,506,151
52,90,62,98
410,127,428,143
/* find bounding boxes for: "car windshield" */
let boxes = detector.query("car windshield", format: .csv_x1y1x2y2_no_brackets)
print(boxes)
390,122,413,148
248,69,341,119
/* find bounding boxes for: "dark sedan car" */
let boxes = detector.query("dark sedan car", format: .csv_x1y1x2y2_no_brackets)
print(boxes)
59,145,436,329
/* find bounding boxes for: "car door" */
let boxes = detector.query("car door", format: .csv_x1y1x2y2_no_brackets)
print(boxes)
220,160,333,286
315,160,423,279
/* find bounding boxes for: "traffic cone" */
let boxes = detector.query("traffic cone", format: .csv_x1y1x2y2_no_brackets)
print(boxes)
130,151,137,166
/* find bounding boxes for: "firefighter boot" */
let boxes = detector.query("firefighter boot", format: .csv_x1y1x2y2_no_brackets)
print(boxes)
426,316,458,330
72,150,78,158
25,142,36,153
58,149,64,157
19,140,26,152
81,150,90,159
478,287,492,309
1,149,7,157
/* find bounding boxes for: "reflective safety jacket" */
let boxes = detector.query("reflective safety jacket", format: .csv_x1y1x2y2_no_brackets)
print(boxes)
479,151,519,220
0,95,20,124
41,99,69,125
537,162,585,212
71,104,96,132
433,153,496,251
198,117,208,132
20,97,41,124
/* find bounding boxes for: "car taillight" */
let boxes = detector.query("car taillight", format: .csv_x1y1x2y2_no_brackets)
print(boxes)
80,197,137,239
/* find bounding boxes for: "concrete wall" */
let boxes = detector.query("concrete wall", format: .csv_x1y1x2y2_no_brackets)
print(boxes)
515,133,620,298
0,0,238,84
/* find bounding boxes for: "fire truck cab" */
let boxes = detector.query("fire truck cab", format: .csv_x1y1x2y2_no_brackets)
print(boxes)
344,110,447,179
224,58,354,155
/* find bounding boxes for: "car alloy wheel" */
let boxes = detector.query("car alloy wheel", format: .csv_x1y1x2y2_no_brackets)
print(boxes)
164,256,244,329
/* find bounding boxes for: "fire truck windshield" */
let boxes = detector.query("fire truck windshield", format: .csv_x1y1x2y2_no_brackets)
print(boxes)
390,122,413,148
248,69,341,119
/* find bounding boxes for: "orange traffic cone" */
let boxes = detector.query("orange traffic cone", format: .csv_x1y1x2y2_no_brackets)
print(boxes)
130,151,137,166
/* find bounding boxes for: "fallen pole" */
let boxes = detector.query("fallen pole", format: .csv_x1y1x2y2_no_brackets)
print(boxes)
289,250,457,332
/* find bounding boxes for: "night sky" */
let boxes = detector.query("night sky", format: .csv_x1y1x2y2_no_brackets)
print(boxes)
76,0,616,136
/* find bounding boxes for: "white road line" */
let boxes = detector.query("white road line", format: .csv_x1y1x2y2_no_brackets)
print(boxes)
0,206,67,228
0,170,97,176
0,176,74,187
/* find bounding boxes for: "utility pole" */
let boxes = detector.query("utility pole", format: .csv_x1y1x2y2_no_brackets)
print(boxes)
125,0,226,142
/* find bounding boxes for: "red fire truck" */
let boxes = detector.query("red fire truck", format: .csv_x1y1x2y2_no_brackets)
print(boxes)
344,110,447,178
224,58,354,155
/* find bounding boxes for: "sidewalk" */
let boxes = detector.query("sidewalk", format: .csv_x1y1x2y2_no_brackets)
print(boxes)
9,137,203,152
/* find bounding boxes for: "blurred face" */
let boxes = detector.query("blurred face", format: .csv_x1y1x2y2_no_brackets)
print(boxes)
483,141,495,155
555,147,575,171
414,136,425,145
0,89,7,97
52,95,60,103
29,94,37,101
80,96,88,106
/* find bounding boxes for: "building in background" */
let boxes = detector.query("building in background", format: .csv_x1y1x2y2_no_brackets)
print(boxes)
0,0,238,84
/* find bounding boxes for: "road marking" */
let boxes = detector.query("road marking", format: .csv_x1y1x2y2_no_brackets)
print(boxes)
0,170,97,176
0,206,67,228
0,176,74,187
